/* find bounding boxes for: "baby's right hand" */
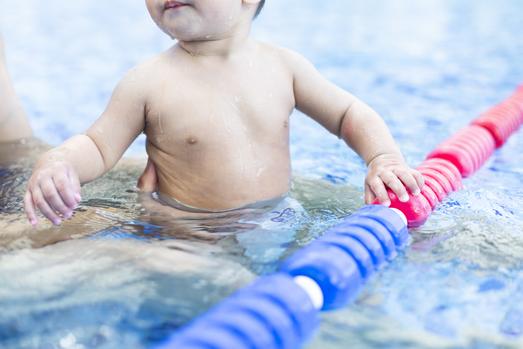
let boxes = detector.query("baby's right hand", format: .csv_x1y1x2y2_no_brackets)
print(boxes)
24,160,81,226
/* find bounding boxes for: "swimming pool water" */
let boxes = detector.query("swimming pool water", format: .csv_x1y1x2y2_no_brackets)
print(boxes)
1,1,523,348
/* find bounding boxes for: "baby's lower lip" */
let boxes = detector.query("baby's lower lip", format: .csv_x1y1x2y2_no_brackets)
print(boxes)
164,3,188,11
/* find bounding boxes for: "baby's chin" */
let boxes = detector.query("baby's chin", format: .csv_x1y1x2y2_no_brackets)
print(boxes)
160,26,223,42
159,23,204,41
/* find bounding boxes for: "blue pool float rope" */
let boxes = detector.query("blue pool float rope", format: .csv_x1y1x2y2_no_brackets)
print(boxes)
154,205,408,349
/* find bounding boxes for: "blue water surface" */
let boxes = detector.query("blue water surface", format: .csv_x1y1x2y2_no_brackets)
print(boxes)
1,1,523,348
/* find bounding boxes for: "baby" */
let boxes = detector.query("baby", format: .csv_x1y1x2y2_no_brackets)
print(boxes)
25,0,424,226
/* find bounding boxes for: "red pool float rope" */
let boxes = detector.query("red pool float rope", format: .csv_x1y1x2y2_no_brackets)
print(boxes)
472,85,523,147
380,85,523,227
426,125,496,177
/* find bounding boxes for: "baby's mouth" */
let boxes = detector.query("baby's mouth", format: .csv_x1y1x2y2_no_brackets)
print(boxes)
164,0,189,11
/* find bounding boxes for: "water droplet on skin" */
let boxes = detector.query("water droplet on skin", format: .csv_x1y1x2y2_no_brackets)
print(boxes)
256,167,265,178
230,100,240,113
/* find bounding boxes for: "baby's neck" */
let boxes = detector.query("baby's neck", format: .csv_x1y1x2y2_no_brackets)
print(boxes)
178,22,252,58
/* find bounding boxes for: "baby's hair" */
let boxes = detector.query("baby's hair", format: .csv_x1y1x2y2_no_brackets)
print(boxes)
255,0,265,18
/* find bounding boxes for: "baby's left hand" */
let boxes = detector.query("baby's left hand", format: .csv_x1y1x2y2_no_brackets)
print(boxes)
364,153,424,206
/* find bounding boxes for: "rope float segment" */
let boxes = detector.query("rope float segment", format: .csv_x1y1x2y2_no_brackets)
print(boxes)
156,273,321,349
472,86,523,147
385,85,523,227
280,205,408,310
153,85,523,349
155,205,407,349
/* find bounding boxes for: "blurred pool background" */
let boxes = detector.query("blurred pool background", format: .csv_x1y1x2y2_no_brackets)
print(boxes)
1,0,523,348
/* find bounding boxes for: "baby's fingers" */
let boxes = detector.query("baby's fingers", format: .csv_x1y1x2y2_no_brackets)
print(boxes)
367,177,390,206
32,186,63,225
394,168,422,196
380,171,409,202
53,173,78,210
41,178,72,218
67,167,82,202
364,184,377,205
24,191,38,226
412,170,425,190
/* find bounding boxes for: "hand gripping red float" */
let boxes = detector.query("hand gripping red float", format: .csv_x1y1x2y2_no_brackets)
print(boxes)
375,158,463,228
381,87,523,228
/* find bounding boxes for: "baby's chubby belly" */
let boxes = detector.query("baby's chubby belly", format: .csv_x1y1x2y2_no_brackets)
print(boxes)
141,57,296,211
145,134,291,211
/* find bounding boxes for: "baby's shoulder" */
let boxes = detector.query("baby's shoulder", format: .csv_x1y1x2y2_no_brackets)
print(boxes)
123,54,166,82
254,41,313,70
115,52,171,94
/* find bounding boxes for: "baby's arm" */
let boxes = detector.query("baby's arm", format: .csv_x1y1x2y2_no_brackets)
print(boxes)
282,49,423,205
25,70,147,225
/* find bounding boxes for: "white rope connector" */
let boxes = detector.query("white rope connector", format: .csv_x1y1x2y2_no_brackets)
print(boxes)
293,275,324,310
390,208,408,226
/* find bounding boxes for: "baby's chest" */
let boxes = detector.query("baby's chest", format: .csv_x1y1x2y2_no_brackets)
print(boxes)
144,78,293,147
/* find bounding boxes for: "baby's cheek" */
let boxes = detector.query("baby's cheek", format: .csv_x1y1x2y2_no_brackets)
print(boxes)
145,0,159,19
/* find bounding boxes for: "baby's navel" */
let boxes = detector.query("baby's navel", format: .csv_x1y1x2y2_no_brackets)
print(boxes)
186,137,198,145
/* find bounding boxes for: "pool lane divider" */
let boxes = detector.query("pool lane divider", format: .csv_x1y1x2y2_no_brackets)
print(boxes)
389,85,523,227
153,85,523,349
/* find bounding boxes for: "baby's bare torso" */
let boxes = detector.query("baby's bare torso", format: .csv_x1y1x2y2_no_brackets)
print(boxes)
142,42,295,210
